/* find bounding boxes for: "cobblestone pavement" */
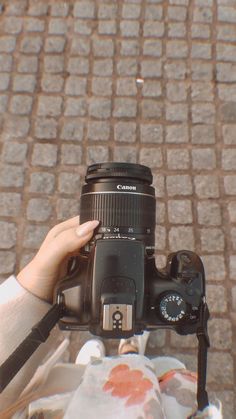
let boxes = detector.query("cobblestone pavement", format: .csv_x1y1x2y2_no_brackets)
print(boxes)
0,0,236,416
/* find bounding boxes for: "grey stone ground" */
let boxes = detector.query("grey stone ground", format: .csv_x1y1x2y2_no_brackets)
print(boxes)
0,0,236,416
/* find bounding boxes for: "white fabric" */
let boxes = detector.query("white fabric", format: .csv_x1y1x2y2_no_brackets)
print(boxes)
0,275,60,411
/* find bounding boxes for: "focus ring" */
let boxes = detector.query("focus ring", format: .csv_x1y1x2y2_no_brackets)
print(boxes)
80,193,155,227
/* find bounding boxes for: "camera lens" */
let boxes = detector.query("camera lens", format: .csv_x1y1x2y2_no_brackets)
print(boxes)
79,162,156,255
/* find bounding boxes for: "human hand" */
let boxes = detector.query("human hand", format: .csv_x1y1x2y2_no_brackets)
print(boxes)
17,216,99,303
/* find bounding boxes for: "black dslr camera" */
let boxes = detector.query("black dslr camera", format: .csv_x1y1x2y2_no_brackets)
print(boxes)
0,162,210,411
55,162,207,339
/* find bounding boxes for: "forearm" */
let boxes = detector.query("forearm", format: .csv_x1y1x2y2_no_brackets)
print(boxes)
0,275,60,411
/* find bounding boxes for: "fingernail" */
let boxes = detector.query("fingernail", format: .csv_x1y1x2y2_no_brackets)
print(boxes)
76,220,99,237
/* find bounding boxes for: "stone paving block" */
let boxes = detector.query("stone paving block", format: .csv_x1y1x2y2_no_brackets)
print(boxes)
166,81,187,102
64,98,87,117
192,148,216,170
166,123,188,143
218,6,236,23
224,175,236,195
231,228,236,251
140,124,163,143
44,55,64,73
116,78,137,96
37,95,62,117
114,122,136,143
216,62,236,82
217,24,236,42
170,331,197,348
89,98,111,119
166,40,188,58
208,318,232,350
139,147,163,168
0,74,10,91
191,124,215,144
155,226,166,250
20,36,43,53
67,57,89,75
168,22,186,38
191,42,212,59
166,175,192,196
71,38,90,56
0,54,12,71
164,60,187,79
98,21,117,35
120,20,140,37
87,121,110,141
200,228,225,252
73,1,95,19
65,76,87,96
230,255,236,280
0,94,8,112
113,98,137,118
28,2,48,16
197,201,222,226
56,198,80,221
169,226,195,251
98,4,117,19
156,202,165,224
31,143,58,167
27,198,53,222
143,40,162,57
218,84,236,101
191,61,213,80
4,115,30,138
74,20,93,35
61,145,82,165
168,199,192,224
29,172,55,194
41,75,64,93
0,36,16,52
166,103,188,122
60,120,84,141
167,149,190,169
92,77,112,96
34,117,57,139
191,23,210,39
13,75,36,93
50,3,69,17
93,39,114,57
58,172,81,194
191,82,213,101
192,103,215,124
206,285,227,313
0,251,16,274
113,146,137,163
145,5,163,20
143,21,164,37
152,174,165,198
194,175,220,198
193,7,212,23
93,59,113,76
0,192,21,217
10,95,33,115
117,58,138,76
0,221,17,249
228,202,236,223
48,18,68,35
122,4,141,19
86,146,109,165
1,142,28,163
141,100,162,119
3,16,23,34
201,255,225,281
44,37,66,53
17,55,38,73
25,18,45,32
167,6,187,21
207,352,233,385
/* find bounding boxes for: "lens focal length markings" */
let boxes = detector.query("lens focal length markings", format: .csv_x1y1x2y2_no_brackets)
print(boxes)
99,226,152,235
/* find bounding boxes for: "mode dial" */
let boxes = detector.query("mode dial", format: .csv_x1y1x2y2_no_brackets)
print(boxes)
159,293,187,323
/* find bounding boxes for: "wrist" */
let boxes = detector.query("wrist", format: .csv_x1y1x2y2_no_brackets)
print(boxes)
17,260,53,303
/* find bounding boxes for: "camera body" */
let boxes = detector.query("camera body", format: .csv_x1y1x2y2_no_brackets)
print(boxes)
55,162,207,339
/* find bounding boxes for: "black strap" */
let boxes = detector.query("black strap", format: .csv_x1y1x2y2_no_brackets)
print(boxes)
0,303,64,393
196,302,210,411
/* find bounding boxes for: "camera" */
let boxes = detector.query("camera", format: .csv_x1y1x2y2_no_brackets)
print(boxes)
55,162,208,339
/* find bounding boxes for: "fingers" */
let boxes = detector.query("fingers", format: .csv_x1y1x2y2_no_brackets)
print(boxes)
41,215,80,248
35,220,99,268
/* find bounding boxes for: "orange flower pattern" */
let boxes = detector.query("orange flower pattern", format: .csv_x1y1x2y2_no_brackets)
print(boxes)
103,363,153,406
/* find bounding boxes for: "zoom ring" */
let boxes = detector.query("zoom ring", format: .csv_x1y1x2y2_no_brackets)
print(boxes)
80,193,155,227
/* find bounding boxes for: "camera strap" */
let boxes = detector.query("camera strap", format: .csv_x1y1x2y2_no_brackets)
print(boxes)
0,303,64,393
196,302,210,411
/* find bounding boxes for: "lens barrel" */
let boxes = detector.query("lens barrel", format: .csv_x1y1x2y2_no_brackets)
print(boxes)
79,162,156,254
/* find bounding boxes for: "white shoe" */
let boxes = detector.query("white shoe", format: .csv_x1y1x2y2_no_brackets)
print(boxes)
118,331,150,355
75,339,105,365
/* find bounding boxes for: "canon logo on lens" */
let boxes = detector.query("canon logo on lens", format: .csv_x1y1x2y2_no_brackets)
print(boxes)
117,184,137,191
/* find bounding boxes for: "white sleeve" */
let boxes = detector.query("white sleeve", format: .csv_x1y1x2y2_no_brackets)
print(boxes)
0,275,61,411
